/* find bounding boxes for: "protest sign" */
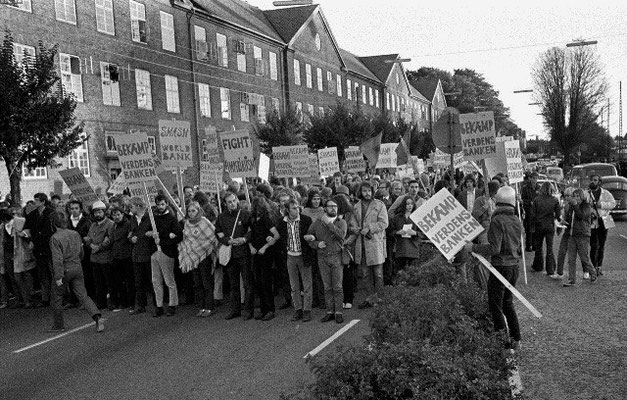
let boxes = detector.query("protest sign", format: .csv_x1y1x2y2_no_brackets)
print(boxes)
504,140,524,184
344,146,366,173
220,130,256,178
58,168,99,206
396,164,413,179
272,146,293,178
115,132,158,199
200,161,220,193
413,156,425,175
496,135,514,142
318,147,340,177
302,153,320,186
410,188,483,261
258,153,270,182
459,111,497,161
158,120,192,171
376,143,398,169
433,149,464,168
108,174,126,195
290,145,309,177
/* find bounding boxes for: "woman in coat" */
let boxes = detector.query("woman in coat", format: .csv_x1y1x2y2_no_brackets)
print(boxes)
390,196,421,272
530,181,561,275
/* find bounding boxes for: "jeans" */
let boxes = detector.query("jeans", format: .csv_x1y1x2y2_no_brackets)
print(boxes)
112,257,135,308
51,267,100,329
225,256,253,315
487,263,521,342
192,256,215,310
213,264,224,301
14,271,34,305
311,252,324,307
318,254,343,314
151,252,178,307
360,262,383,301
556,232,570,276
287,254,312,311
253,253,275,315
531,229,556,274
133,261,153,309
567,236,596,283
590,228,608,269
92,262,112,309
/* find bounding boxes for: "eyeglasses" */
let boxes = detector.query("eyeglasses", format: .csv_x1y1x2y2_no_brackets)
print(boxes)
326,205,338,208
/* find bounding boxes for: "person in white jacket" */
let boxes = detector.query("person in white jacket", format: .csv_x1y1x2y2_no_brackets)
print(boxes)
587,174,616,277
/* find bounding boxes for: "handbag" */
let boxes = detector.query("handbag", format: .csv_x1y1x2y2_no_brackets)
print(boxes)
218,210,240,266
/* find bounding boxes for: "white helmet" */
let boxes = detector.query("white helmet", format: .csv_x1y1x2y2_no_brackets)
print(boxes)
494,186,516,207
91,200,107,211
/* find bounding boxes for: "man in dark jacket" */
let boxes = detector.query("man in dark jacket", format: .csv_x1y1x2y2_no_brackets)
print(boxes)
467,186,522,350
149,194,183,317
520,172,539,251
66,199,93,305
277,199,313,322
128,197,155,315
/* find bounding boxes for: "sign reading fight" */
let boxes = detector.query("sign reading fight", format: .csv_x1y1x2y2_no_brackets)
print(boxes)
158,120,192,170
58,168,99,206
115,132,158,199
410,188,483,261
318,147,340,177
272,146,293,178
220,130,256,178
376,143,398,169
344,146,366,173
458,111,497,161
504,140,524,184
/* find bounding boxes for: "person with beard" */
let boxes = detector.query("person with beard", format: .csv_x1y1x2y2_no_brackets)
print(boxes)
128,197,155,315
348,182,389,309
305,199,347,323
84,201,114,310
149,195,183,317
587,174,616,277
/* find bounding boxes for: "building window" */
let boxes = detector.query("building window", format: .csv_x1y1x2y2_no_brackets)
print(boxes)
362,85,367,104
59,53,83,102
316,67,323,92
105,132,118,153
236,49,246,72
95,0,115,35
269,52,278,81
100,62,120,106
295,102,303,122
375,89,380,108
368,87,374,106
346,79,352,100
271,97,280,115
160,11,176,52
216,33,228,67
318,106,324,117
314,33,321,51
198,83,211,117
396,72,400,85
250,94,266,124
220,87,231,119
22,166,47,180
305,63,312,88
306,103,314,115
194,25,207,60
254,46,264,76
13,43,35,68
386,92,390,110
8,0,31,12
147,136,156,154
240,103,249,122
129,0,147,43
326,71,334,94
55,0,76,25
293,59,301,86
165,75,180,113
68,138,90,177
354,82,359,102
135,68,152,110
336,74,342,97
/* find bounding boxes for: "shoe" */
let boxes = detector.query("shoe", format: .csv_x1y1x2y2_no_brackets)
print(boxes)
302,310,311,322
292,310,303,321
583,272,590,280
225,312,241,320
555,274,564,280
510,340,521,351
47,326,66,333
201,309,213,318
563,281,576,287
278,302,291,310
343,303,352,309
320,313,334,323
166,306,176,316
590,275,597,283
357,301,372,309
129,307,146,315
96,318,105,333
548,273,559,279
335,314,344,324
112,307,122,312
196,309,205,317
152,307,164,318
597,268,604,276
254,311,264,320
261,312,275,321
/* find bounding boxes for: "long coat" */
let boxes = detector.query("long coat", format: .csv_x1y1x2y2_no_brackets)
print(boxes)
349,199,389,266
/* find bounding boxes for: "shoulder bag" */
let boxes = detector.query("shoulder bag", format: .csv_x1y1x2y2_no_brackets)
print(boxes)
218,210,240,266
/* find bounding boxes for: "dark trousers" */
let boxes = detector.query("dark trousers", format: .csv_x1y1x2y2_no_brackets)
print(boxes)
34,255,52,303
51,268,100,329
192,257,215,310
531,229,556,274
311,252,325,307
590,228,608,269
253,253,275,315
395,257,417,272
273,252,291,305
81,255,95,300
92,262,113,309
225,256,253,315
487,264,521,342
133,261,153,309
112,257,134,308
383,238,395,285
523,213,533,250
342,263,355,304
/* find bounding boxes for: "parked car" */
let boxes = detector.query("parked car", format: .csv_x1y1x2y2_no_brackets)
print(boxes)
567,163,618,189
601,176,627,217
546,166,564,182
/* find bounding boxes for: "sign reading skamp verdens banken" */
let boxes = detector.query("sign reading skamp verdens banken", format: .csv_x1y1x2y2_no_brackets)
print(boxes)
459,111,497,161
114,132,158,199
410,188,483,261
221,130,256,178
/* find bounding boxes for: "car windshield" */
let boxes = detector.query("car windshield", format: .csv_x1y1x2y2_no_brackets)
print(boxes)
583,165,616,179
604,182,627,191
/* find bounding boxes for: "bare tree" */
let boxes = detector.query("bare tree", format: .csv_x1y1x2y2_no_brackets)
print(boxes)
533,45,607,166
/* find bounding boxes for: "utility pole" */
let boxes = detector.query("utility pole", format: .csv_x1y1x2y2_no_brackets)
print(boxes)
619,82,623,161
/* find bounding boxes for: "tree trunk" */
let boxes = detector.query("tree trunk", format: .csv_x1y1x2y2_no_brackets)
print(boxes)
6,160,22,207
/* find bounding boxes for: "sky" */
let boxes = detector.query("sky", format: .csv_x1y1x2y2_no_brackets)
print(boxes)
246,0,627,141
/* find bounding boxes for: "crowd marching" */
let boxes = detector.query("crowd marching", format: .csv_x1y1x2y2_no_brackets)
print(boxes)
0,167,616,350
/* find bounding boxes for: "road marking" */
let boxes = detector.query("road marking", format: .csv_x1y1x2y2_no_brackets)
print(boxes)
620,234,627,241
303,319,360,359
13,320,103,354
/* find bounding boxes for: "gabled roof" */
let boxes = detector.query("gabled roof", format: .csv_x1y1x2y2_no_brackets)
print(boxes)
262,5,318,43
339,49,381,83
357,54,398,84
409,85,429,102
190,0,284,43
410,77,439,101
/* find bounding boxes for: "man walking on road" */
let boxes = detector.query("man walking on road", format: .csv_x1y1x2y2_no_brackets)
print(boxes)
587,174,616,276
50,211,104,333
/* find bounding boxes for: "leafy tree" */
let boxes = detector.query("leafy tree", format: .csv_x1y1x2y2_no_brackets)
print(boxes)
0,32,83,206
532,45,608,167
580,122,614,161
251,105,305,155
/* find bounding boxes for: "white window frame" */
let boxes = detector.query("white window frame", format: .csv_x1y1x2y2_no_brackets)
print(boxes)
269,51,278,81
95,0,115,35
237,42,246,72
194,25,208,60
293,59,301,86
305,63,312,89
100,62,120,106
68,137,90,177
13,43,35,68
354,82,359,102
386,92,390,110
216,33,228,67
253,46,264,76
135,68,152,110
8,0,31,12
105,132,119,154
306,103,314,116
362,85,367,104
160,11,176,52
316,67,323,92
59,53,83,102
165,75,180,113
375,89,380,108
198,83,211,117
295,102,303,122
55,0,76,25
129,0,147,43
271,97,280,115
369,87,374,106
336,74,342,97
220,87,231,120
240,103,250,122
318,106,324,117
22,166,47,180
346,79,352,100
147,136,156,154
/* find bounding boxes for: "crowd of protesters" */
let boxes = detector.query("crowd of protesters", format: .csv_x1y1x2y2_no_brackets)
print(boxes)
0,167,616,349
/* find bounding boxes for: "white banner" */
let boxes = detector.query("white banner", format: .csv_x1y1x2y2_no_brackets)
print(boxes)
376,143,398,169
258,153,270,182
221,130,256,178
158,120,192,171
58,168,99,206
433,149,464,168
290,145,310,177
272,146,293,178
344,146,366,173
318,147,340,177
115,132,158,200
504,140,524,184
459,111,498,161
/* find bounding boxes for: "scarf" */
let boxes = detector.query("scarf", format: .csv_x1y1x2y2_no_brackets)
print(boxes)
178,217,218,273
